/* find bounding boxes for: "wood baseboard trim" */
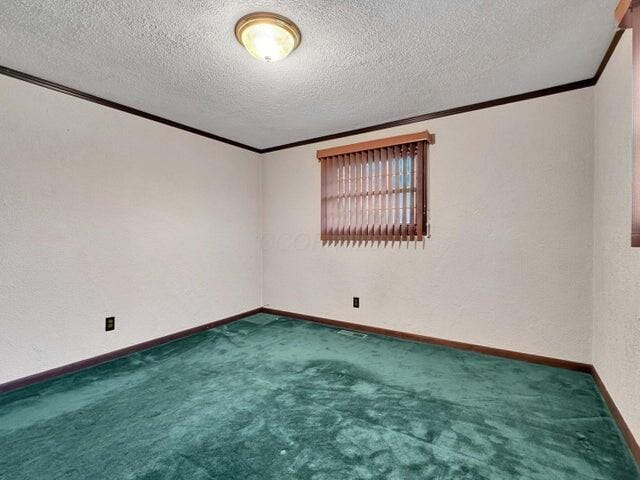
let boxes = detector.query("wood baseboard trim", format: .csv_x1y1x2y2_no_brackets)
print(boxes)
591,366,640,465
261,307,591,372
1,306,637,468
0,307,262,394
262,307,639,466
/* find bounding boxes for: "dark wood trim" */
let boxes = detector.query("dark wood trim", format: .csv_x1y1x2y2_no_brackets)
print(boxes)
262,307,639,465
0,307,262,394
0,32,624,155
260,78,595,153
260,32,624,153
1,304,638,467
261,31,624,153
594,30,625,83
261,307,592,373
591,366,640,465
0,65,261,153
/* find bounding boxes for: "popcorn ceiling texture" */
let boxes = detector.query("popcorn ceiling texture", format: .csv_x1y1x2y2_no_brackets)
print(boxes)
0,0,618,149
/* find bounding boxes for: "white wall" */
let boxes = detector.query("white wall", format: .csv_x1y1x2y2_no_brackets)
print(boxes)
593,31,640,441
0,39,636,444
0,75,262,384
262,88,595,363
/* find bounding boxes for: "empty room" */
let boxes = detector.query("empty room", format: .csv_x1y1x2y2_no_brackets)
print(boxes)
1,1,639,478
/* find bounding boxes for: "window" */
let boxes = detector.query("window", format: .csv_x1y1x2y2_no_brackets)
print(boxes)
317,131,435,243
617,1,640,246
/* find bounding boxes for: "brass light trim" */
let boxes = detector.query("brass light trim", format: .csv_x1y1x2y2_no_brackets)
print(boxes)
234,12,301,61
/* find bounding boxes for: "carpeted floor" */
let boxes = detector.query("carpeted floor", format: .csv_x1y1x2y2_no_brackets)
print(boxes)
0,314,638,479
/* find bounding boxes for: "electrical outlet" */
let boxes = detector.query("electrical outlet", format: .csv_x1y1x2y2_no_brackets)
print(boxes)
353,297,359,308
105,316,115,331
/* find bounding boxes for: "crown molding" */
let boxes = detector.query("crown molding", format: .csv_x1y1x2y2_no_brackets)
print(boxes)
0,31,624,154
0,65,261,153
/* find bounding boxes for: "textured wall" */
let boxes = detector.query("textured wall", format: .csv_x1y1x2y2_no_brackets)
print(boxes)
593,31,640,441
262,88,595,363
0,75,262,384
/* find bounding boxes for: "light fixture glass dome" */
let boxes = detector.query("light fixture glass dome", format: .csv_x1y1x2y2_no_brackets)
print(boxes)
235,12,301,62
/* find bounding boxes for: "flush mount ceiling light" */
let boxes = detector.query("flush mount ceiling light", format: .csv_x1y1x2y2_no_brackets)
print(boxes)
235,12,301,62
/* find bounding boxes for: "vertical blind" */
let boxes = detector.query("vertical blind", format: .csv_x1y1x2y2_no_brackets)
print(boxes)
317,131,434,243
618,2,640,246
632,9,640,247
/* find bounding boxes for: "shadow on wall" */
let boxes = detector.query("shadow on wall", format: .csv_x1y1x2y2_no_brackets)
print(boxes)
262,233,429,251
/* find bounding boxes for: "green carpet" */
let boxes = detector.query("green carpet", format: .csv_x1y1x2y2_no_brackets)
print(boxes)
0,314,637,479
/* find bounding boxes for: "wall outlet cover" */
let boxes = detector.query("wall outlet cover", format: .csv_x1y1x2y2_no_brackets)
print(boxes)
105,317,115,331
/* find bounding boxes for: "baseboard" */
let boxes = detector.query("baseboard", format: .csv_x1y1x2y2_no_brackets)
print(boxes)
1,305,637,467
261,307,591,373
0,307,262,394
591,366,640,465
262,307,640,467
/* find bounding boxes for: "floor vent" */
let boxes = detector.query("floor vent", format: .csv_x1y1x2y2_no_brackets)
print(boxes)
244,315,278,326
337,330,367,339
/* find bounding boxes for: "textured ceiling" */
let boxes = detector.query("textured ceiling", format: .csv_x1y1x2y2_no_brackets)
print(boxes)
0,1,619,150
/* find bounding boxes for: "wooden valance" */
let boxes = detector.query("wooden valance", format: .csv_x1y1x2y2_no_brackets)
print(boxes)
316,131,435,160
317,131,434,243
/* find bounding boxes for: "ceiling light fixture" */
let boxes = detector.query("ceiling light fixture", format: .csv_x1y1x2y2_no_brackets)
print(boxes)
235,12,301,62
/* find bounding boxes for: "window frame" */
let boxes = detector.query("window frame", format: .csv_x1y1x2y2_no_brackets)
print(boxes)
617,0,640,246
317,131,435,243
